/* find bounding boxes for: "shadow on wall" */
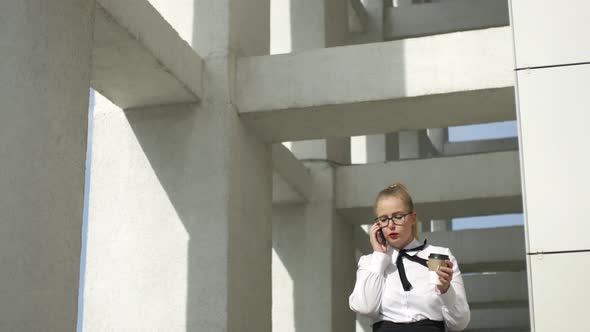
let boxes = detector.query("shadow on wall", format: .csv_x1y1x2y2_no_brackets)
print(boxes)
124,105,223,331
272,200,358,332
124,101,272,332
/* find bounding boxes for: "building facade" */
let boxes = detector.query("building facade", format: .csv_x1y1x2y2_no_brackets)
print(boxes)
1,0,588,331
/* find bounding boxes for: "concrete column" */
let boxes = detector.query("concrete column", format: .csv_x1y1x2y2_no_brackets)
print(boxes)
290,138,351,165
416,219,429,233
271,0,350,166
271,0,325,54
366,135,387,163
430,219,452,232
0,0,94,330
352,132,402,164
273,162,356,332
398,130,420,159
83,0,272,331
351,135,386,164
272,0,351,165
385,132,401,161
325,0,350,47
350,0,384,44
426,128,447,155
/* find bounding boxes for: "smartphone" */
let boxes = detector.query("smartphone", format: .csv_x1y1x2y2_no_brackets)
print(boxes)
376,229,385,245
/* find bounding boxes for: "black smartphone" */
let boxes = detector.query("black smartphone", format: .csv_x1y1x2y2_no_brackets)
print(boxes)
376,229,385,245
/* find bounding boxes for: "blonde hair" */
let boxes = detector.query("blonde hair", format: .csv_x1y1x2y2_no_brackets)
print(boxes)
374,182,418,239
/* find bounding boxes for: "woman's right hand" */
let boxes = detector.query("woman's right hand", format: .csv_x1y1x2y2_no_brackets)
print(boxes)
369,223,387,253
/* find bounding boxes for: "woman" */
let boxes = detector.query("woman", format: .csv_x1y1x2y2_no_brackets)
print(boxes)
349,183,470,332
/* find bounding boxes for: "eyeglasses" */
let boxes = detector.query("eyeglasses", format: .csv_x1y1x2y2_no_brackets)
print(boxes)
373,212,412,227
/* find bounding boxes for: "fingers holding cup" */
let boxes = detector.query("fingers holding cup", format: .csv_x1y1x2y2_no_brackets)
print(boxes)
435,260,453,293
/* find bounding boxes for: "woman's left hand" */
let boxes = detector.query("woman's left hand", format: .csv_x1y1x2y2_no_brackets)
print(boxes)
436,260,453,294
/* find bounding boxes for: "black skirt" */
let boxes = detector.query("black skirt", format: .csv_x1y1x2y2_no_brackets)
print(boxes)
373,320,445,332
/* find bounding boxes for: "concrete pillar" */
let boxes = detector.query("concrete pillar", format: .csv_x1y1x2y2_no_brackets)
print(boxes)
271,0,349,53
83,0,272,331
272,0,350,165
430,219,452,232
351,135,388,164
385,132,401,161
0,0,94,330
273,162,356,332
290,138,351,165
348,0,386,165
271,0,325,54
426,128,447,155
398,130,420,159
325,0,350,47
350,0,384,44
271,0,351,164
365,135,387,163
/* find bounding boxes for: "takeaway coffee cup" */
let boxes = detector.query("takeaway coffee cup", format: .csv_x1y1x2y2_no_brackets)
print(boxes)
428,253,450,285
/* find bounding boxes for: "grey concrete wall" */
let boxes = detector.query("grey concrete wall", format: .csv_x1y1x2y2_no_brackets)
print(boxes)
83,0,272,330
324,0,349,47
0,1,94,330
84,92,271,331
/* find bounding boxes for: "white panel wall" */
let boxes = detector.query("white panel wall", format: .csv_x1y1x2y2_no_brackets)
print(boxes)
528,252,590,332
511,0,590,68
510,2,590,332
516,64,590,252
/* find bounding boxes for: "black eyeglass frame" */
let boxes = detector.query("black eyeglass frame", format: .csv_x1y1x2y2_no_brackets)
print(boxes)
373,212,413,227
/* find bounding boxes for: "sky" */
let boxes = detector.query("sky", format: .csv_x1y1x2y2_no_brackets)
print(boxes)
448,120,519,142
448,120,523,230
77,90,94,332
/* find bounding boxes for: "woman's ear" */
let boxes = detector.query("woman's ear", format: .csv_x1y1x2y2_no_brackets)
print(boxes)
409,212,417,224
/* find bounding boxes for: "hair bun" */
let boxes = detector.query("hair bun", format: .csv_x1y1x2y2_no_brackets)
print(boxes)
386,182,407,191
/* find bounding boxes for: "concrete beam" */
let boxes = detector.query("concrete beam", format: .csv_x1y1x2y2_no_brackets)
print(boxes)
464,272,528,308
468,307,529,331
355,226,525,272
272,144,312,204
422,227,526,272
384,0,509,40
336,151,522,223
92,0,204,109
236,27,514,142
444,137,519,156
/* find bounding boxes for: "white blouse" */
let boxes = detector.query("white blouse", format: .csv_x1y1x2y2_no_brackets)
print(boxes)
349,239,470,331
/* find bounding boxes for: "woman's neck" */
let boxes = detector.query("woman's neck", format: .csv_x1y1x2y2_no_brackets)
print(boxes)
390,237,415,250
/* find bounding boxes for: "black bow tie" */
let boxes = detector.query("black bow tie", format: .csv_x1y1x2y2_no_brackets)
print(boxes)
396,239,428,292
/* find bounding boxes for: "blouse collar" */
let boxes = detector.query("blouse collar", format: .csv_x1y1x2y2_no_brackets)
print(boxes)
388,238,422,255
